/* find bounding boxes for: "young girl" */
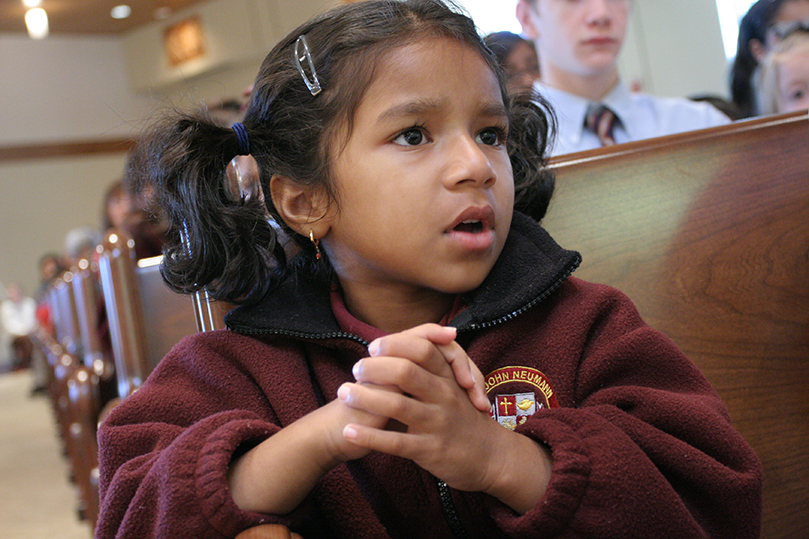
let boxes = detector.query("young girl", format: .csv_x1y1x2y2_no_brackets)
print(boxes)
96,1,762,537
755,30,809,115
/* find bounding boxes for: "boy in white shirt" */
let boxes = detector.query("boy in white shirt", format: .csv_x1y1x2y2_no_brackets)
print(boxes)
516,0,731,156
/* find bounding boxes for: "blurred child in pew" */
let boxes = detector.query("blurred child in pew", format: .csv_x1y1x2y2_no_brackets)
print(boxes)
755,29,809,114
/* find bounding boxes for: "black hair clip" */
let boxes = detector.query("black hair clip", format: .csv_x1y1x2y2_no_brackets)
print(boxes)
294,35,322,96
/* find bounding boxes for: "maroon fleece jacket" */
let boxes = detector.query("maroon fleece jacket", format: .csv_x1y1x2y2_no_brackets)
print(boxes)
96,214,761,538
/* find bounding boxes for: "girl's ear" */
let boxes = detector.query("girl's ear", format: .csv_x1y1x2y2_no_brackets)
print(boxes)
269,175,332,237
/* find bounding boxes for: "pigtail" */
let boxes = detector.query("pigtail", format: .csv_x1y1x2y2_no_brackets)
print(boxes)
129,110,283,304
509,92,556,222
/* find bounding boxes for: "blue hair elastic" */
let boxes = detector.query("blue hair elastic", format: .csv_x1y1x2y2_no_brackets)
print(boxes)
232,122,250,155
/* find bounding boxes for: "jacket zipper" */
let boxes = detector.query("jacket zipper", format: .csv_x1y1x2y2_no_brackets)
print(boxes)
438,254,580,538
456,253,581,333
227,325,370,347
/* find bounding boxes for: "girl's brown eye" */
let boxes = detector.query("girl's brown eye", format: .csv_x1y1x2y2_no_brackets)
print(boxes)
394,128,426,146
476,128,504,146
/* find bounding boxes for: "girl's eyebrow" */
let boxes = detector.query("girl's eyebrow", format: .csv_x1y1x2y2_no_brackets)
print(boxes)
376,98,443,123
376,98,509,123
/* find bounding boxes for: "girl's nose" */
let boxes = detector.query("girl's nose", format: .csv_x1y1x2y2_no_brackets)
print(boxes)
443,134,497,190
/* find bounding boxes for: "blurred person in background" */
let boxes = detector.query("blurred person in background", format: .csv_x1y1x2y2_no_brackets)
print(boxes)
755,29,809,114
1,283,37,372
731,0,809,117
516,0,730,155
484,30,541,95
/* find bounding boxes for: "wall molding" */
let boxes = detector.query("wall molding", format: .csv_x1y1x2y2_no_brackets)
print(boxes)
0,138,135,162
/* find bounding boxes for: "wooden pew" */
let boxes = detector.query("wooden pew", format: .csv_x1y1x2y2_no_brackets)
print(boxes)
30,231,234,534
96,230,200,399
71,258,115,386
47,271,83,450
543,110,809,539
39,269,101,527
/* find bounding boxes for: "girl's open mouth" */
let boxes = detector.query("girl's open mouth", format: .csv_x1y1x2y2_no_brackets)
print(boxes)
453,220,485,233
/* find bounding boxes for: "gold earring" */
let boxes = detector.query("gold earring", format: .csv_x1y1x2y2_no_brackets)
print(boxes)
309,229,321,260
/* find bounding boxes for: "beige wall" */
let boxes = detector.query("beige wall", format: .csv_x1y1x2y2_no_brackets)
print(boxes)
0,0,337,300
0,154,131,296
621,0,729,98
0,33,150,299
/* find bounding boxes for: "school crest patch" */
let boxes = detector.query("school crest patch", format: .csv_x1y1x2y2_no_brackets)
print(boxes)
485,366,558,430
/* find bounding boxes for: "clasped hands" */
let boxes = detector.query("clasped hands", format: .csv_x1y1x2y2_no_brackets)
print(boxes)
333,323,512,494
229,324,549,517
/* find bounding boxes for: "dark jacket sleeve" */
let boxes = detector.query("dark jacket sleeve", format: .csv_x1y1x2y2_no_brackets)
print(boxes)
94,331,319,539
475,279,762,539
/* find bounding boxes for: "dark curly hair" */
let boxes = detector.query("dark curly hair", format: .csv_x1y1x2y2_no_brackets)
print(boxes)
130,0,556,305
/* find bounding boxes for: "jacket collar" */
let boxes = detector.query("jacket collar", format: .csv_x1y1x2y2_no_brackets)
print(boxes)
225,212,580,339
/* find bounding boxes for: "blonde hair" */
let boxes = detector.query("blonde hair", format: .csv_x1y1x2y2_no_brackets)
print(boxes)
754,31,809,115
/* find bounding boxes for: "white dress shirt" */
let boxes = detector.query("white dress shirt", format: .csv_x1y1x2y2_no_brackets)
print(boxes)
537,81,731,156
1,297,37,337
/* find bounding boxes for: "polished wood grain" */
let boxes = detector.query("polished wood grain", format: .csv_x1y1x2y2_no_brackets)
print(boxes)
545,110,809,539
235,525,303,539
38,271,103,529
134,254,199,372
97,231,150,400
97,229,200,399
0,138,135,162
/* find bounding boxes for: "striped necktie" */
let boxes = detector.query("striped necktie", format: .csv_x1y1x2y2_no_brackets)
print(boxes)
584,103,618,147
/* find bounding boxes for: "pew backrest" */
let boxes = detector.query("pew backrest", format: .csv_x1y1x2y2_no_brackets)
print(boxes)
97,230,199,399
543,110,809,539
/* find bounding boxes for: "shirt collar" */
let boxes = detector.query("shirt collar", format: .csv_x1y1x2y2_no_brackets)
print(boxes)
535,80,632,144
599,82,634,138
535,81,590,147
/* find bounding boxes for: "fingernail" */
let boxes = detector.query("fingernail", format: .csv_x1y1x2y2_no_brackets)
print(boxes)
368,340,381,356
352,360,363,379
343,425,358,440
337,383,351,402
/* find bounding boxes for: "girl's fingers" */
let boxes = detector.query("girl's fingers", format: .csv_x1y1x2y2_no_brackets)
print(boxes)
434,341,489,413
236,524,304,539
368,326,454,376
343,422,414,458
338,382,430,427
366,324,489,413
349,356,443,403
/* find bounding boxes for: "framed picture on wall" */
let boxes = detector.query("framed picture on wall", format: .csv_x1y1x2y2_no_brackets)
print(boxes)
164,16,206,66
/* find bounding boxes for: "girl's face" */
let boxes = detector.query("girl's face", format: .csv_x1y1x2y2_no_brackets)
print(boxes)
322,37,514,328
777,45,809,112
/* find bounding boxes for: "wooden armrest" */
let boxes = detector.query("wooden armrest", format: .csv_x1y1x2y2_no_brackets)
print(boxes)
235,524,303,539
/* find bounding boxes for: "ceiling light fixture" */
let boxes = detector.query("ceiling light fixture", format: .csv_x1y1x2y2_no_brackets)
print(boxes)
24,7,48,39
22,0,42,7
111,4,132,19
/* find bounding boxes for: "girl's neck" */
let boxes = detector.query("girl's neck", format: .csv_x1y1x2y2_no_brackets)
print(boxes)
338,280,456,334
